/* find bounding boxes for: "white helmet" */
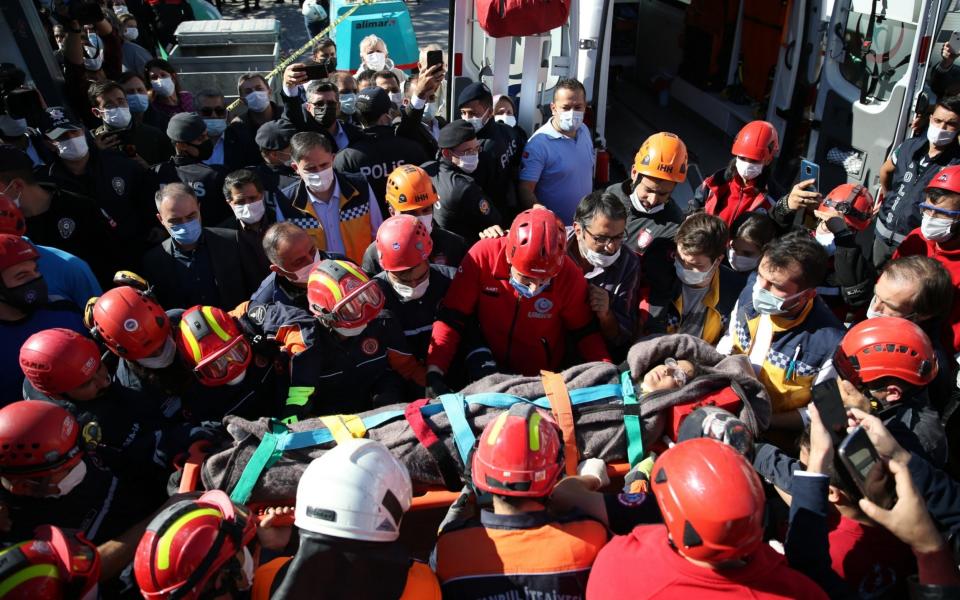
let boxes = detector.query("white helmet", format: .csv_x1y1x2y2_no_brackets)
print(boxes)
294,438,412,542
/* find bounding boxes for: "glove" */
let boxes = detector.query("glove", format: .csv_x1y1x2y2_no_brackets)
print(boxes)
576,458,610,489
465,348,498,381
623,454,656,494
425,371,451,399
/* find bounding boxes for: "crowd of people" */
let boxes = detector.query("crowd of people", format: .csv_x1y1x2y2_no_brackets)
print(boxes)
2,0,960,598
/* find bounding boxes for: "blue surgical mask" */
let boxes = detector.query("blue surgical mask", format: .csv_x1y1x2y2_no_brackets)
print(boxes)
751,279,806,316
339,93,357,115
204,118,227,137
168,218,202,245
126,93,149,113
510,277,547,299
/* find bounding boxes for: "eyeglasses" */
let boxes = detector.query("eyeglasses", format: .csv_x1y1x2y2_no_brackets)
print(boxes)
664,358,688,387
919,202,960,219
580,223,626,247
198,107,226,117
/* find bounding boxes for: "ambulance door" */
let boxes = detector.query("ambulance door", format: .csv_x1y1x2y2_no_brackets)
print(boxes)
765,0,810,144
806,0,935,193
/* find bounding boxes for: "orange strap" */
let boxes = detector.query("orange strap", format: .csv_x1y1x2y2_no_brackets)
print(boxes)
540,370,578,476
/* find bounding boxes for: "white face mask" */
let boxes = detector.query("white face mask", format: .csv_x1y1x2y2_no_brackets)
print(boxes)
334,324,367,337
232,199,266,225
226,370,247,387
83,48,104,72
391,276,429,301
422,103,438,122
866,307,884,320
928,124,959,147
303,167,335,193
579,240,620,269
455,153,479,174
726,248,760,272
136,337,176,369
466,116,486,132
365,51,386,71
495,114,517,128
114,5,131,16
238,547,254,591
815,231,836,256
100,106,132,129
2,181,21,207
56,136,89,161
735,158,763,181
555,110,584,133
388,91,403,106
630,188,665,214
290,252,322,284
123,27,138,41
339,93,357,115
416,214,434,235
674,258,716,286
50,461,87,497
151,76,175,98
245,90,270,113
921,213,956,242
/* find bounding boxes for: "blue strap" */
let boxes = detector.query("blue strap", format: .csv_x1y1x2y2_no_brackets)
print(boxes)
277,410,405,451
438,393,476,466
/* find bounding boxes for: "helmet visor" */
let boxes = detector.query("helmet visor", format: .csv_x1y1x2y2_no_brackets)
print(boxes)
194,337,250,382
330,281,384,324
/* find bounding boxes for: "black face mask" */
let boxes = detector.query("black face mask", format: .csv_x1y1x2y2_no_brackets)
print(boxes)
312,101,338,130
322,56,338,73
190,139,214,161
1,276,48,311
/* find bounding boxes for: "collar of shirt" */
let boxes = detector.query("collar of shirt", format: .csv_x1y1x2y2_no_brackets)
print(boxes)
333,121,349,149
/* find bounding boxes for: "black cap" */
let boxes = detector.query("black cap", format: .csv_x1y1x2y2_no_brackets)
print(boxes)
41,106,82,140
255,120,298,150
438,120,477,150
166,112,206,143
355,86,391,120
457,81,492,109
0,144,33,172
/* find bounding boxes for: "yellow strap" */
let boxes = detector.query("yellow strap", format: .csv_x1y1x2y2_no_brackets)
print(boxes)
319,414,367,444
540,370,579,476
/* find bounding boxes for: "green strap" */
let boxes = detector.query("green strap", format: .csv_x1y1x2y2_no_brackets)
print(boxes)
230,421,287,504
621,371,644,466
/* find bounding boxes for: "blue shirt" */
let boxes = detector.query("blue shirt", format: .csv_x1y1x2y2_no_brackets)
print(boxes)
519,121,595,225
32,242,102,308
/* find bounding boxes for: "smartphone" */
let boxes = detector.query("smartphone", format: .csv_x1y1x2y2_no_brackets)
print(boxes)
838,426,897,509
299,64,328,81
800,159,820,191
811,379,848,446
950,30,960,53
426,49,443,70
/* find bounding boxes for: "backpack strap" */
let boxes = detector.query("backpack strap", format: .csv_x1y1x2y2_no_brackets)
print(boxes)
540,370,579,476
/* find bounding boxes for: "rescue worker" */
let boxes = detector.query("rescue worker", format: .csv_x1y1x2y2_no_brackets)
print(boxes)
251,119,300,216
282,132,383,264
153,112,230,226
261,258,424,423
875,95,960,267
252,222,343,309
88,80,172,167
427,208,611,392
431,120,505,241
0,526,101,599
361,164,467,274
433,404,608,597
222,169,274,284
587,438,826,599
689,120,779,226
134,490,257,600
253,439,441,599
332,87,429,209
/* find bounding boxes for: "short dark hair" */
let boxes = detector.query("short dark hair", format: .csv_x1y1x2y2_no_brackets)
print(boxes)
555,78,586,99
87,80,124,107
316,37,336,51
144,59,180,95
223,169,263,199
263,222,308,264
237,73,269,95
305,79,338,99
676,212,729,261
762,231,828,289
329,72,356,90
881,256,954,321
730,211,776,249
574,191,627,226
119,13,136,25
374,69,400,87
356,69,376,86
290,131,334,161
936,94,960,117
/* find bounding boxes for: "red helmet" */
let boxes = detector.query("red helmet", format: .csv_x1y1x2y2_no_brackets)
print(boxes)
506,208,566,279
376,214,433,272
819,184,874,231
927,165,960,194
731,120,779,165
651,438,765,563
307,259,384,332
0,402,83,480
834,316,937,390
90,286,170,359
0,233,39,271
134,490,256,600
0,525,101,600
19,329,101,396
175,305,251,387
0,193,26,236
471,403,563,498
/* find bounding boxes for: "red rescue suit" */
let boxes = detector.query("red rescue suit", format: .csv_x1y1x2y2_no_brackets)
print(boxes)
692,167,773,227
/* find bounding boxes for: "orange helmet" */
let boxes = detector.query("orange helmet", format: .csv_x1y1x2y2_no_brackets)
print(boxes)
19,328,101,396
634,132,688,183
89,287,170,360
376,214,433,272
819,184,874,232
385,164,438,213
0,526,101,600
175,306,252,387
731,121,779,165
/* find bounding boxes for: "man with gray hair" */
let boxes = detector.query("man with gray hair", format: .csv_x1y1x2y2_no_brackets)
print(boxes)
141,182,256,309
250,221,346,309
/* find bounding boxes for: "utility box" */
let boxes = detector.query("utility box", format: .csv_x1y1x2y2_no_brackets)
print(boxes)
168,19,280,101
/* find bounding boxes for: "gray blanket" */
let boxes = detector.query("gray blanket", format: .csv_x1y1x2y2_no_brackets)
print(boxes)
198,335,770,501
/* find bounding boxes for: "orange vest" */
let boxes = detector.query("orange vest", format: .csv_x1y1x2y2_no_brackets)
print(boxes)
252,556,440,600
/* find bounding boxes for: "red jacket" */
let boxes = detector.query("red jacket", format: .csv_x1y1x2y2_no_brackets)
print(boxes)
428,237,610,375
586,526,827,599
694,168,773,226
892,229,960,355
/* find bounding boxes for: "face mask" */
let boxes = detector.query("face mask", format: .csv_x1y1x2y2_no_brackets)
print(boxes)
365,52,386,71
1,276,47,310
495,114,517,128
83,49,104,72
204,118,227,137
391,276,429,301
226,370,247,387
631,188,665,214
0,116,28,137
675,258,716,286
510,276,547,299
334,324,367,337
866,307,884,320
114,3,131,14
422,103,437,122
815,231,836,256
339,93,357,115
126,93,149,113
168,217,202,246
51,461,87,497
580,242,620,268
291,252,322,284
555,109,584,133
303,167,334,192
751,279,806,316
232,199,265,225
726,248,760,272
417,214,433,235
136,337,177,369
151,77,175,98
56,136,88,161
921,214,956,242
123,27,138,41
100,106,131,129
928,124,958,147
2,181,21,208
455,153,479,174
311,101,338,130
190,139,214,161
735,158,763,181
389,92,403,106
86,32,100,47
245,90,270,113
239,547,255,591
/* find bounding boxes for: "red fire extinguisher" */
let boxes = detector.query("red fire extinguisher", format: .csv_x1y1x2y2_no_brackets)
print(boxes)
594,148,610,187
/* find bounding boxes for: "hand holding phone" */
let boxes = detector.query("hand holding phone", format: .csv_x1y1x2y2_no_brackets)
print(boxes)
299,64,329,81
427,50,444,70
838,426,897,509
811,380,847,446
800,159,820,192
